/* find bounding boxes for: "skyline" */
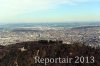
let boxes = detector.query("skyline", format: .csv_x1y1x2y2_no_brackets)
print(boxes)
0,0,100,23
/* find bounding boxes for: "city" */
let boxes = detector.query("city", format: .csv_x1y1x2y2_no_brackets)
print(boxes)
0,24,100,48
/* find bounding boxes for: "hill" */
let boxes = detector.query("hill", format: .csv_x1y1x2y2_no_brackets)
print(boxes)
0,40,100,66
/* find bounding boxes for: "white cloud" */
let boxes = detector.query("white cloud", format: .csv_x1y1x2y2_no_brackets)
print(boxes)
0,0,99,22
0,0,72,20
0,0,69,17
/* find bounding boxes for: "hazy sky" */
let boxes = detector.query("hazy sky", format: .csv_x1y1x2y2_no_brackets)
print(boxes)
0,0,100,23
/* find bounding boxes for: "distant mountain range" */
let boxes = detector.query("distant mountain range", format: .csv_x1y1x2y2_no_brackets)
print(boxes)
0,22,100,29
71,26,100,29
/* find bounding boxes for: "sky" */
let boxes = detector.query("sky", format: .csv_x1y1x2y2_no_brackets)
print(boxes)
0,0,100,23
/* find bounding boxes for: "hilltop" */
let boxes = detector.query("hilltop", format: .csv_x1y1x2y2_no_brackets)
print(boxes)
0,40,100,66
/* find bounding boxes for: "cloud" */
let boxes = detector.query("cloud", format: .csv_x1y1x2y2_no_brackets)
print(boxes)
0,0,99,21
0,0,67,16
0,0,72,20
0,0,70,12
